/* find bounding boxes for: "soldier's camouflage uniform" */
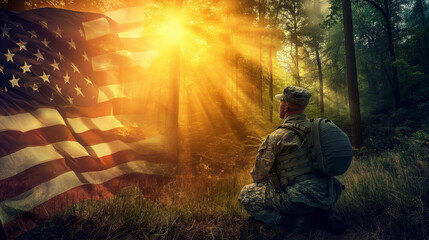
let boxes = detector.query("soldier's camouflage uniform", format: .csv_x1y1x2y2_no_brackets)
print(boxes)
238,113,343,229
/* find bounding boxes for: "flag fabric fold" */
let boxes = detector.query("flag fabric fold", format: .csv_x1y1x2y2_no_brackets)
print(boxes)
0,6,175,239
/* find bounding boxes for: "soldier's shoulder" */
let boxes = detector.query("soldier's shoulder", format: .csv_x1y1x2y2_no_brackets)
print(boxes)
271,126,296,137
270,124,306,143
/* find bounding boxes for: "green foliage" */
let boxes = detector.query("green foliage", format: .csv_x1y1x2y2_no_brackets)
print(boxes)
394,58,424,96
396,125,429,161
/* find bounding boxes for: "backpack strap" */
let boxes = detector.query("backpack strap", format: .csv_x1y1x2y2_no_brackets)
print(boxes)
310,118,325,172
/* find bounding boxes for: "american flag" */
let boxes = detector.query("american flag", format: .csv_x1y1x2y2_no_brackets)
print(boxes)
0,6,176,238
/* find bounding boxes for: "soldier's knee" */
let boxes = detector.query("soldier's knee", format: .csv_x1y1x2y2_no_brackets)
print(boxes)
238,183,266,205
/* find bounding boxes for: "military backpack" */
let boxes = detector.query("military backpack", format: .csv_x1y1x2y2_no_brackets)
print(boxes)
273,118,353,187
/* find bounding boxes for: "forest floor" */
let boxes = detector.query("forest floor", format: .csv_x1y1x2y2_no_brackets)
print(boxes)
18,148,429,240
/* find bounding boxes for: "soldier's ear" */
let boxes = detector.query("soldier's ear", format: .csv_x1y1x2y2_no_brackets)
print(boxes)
284,102,289,112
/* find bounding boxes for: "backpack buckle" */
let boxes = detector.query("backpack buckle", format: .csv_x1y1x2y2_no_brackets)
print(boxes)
280,177,289,186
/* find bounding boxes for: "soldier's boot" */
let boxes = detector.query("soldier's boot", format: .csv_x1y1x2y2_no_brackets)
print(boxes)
280,216,295,230
294,214,315,232
281,214,314,232
318,208,345,234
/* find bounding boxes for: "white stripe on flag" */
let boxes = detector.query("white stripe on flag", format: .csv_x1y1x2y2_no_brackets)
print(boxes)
117,26,145,38
82,17,112,40
97,84,128,103
66,115,124,134
92,51,131,71
91,50,158,71
85,135,171,158
0,141,90,181
0,160,174,224
0,108,65,132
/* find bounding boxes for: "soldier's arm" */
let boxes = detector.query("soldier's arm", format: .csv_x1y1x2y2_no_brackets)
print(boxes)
250,135,279,183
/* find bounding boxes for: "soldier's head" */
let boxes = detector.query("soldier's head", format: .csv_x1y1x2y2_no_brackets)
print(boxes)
275,86,311,119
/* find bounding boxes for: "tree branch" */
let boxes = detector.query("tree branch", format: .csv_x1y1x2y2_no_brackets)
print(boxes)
360,0,388,22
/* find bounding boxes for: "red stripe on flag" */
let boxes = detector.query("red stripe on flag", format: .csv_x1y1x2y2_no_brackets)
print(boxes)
75,128,143,146
0,126,75,158
0,98,55,116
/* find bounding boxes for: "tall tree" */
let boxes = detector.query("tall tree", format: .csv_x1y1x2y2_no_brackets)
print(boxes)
303,0,326,114
257,0,266,116
281,0,306,86
342,0,363,147
413,0,428,59
361,0,400,109
267,0,282,122
170,0,182,159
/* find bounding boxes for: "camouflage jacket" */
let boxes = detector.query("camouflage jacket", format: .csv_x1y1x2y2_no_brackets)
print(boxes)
250,113,343,209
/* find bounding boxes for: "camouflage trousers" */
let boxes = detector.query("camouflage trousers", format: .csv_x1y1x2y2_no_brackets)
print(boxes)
238,182,316,229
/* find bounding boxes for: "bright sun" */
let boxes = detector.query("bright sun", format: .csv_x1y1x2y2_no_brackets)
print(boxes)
158,16,184,46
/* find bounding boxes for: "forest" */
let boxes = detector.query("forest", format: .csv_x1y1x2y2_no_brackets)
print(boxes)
0,0,428,239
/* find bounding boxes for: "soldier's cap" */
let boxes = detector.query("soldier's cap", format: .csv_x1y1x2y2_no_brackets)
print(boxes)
275,86,311,106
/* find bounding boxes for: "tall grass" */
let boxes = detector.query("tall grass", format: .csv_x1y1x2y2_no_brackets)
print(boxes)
20,149,428,240
335,150,429,240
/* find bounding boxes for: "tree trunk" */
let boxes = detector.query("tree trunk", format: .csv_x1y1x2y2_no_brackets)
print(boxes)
258,0,265,116
362,0,400,109
383,0,400,109
269,37,274,122
315,44,324,114
268,0,282,122
335,91,339,112
293,2,300,86
235,41,239,112
415,0,428,58
342,0,363,147
258,37,264,116
170,0,182,162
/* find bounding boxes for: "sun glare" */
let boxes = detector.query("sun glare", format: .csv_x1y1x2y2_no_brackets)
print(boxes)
120,2,271,137
158,17,184,45
157,13,185,46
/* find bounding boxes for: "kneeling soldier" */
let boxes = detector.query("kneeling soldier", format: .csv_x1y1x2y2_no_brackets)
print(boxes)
238,86,345,233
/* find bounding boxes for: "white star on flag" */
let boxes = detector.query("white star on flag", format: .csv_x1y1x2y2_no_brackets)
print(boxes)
67,38,76,50
64,72,70,84
20,61,32,73
16,40,28,51
34,49,45,60
40,72,50,82
41,38,50,48
1,24,11,38
54,26,63,38
4,49,14,62
9,75,20,88
51,59,60,71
